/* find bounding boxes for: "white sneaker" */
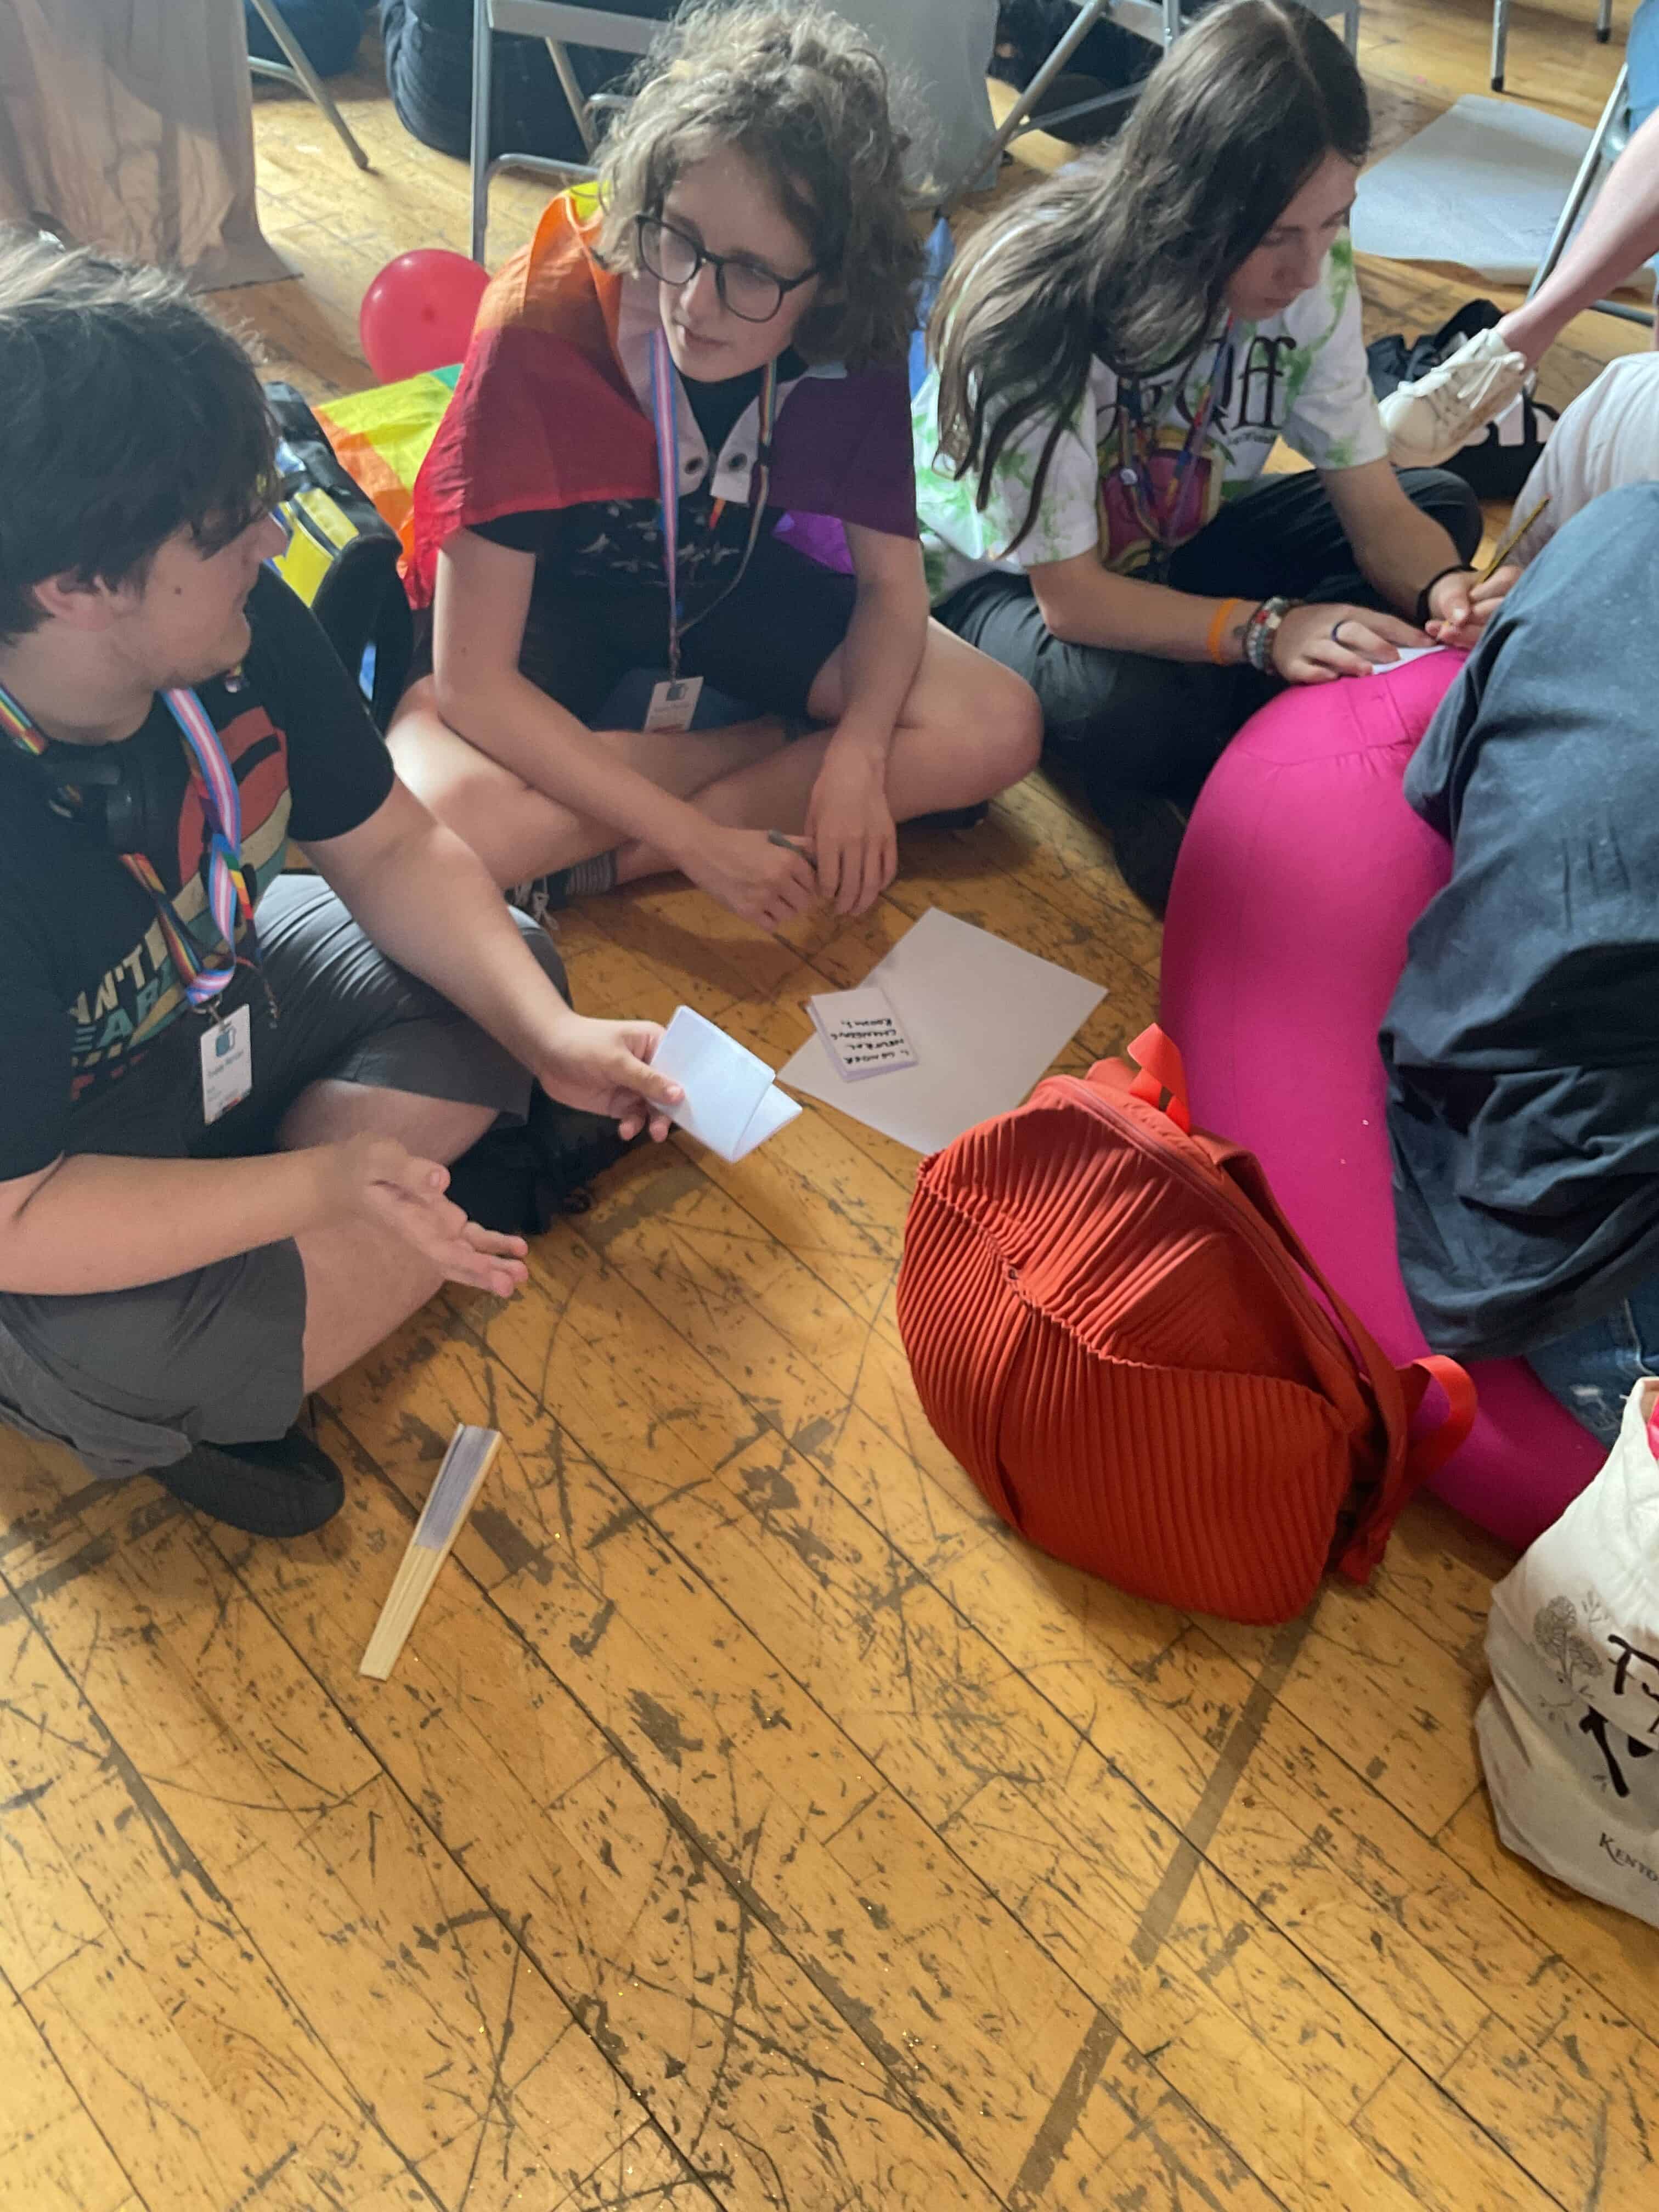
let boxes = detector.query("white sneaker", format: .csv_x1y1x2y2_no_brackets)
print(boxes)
1379,326,1531,469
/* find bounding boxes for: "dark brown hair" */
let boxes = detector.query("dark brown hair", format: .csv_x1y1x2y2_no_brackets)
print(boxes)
594,2,923,370
930,0,1370,550
0,232,277,642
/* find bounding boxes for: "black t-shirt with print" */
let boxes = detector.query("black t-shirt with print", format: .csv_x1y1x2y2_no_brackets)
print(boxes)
471,349,810,656
0,568,394,1182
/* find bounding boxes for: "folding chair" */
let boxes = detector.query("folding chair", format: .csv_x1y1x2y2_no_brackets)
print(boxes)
247,0,371,171
940,0,1361,212
1492,0,1613,96
470,0,670,264
1526,60,1655,329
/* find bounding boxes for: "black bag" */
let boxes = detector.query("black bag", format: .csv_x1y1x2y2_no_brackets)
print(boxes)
1367,300,1556,501
264,383,414,729
991,1,1154,141
445,1087,642,1235
441,926,640,1233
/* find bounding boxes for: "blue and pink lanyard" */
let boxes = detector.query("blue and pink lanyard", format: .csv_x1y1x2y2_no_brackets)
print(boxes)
648,328,780,678
0,675,267,1016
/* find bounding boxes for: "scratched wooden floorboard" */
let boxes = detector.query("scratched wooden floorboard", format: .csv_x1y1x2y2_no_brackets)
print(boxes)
3,2,1659,2206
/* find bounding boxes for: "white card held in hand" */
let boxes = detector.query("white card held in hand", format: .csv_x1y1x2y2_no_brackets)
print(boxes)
651,1006,802,1164
806,986,918,1082
1364,644,1447,677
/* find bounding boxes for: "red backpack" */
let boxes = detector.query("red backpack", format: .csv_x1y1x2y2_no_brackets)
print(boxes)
896,1026,1475,1623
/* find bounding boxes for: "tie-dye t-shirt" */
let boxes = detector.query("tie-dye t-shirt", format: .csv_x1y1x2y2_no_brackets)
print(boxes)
912,237,1388,602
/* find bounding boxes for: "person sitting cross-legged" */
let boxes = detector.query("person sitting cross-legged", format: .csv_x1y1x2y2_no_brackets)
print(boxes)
0,235,680,1539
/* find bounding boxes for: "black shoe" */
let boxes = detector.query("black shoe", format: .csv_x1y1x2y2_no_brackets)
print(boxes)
445,1087,642,1235
523,1086,642,1222
156,1426,344,1537
506,850,619,922
1095,791,1191,919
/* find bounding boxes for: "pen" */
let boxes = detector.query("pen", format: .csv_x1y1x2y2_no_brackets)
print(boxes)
1475,494,1549,585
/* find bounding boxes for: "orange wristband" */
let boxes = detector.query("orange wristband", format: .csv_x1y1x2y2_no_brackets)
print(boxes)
1206,597,1245,666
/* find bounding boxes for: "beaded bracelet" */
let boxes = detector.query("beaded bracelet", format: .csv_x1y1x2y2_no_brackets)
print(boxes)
1243,595,1292,675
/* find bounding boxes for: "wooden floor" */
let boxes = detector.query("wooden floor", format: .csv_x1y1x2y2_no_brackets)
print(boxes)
6,4,1659,2208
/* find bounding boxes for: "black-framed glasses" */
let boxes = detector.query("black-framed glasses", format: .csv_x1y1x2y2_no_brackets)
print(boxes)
635,213,818,325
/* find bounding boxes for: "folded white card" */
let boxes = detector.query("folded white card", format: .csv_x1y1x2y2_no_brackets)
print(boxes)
652,1006,801,1165
1364,644,1448,677
806,985,918,1082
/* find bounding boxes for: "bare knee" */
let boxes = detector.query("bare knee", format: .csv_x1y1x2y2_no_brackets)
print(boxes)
973,662,1043,794
278,1079,499,1164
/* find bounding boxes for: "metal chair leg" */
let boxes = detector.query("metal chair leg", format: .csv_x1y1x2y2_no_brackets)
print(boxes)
1599,0,1615,41
1491,0,1509,92
470,0,494,264
1527,63,1629,300
246,0,370,171
544,38,600,156
935,0,1115,213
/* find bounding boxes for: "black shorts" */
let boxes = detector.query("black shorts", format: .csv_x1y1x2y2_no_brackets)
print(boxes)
412,528,858,724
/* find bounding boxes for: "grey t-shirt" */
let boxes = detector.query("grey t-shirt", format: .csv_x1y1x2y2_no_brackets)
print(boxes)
1383,483,1659,1359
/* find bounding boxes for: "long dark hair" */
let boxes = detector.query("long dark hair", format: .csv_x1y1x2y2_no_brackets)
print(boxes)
595,3,923,370
931,0,1370,550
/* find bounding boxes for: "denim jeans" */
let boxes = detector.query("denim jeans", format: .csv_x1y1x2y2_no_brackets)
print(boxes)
1527,1277,1659,1447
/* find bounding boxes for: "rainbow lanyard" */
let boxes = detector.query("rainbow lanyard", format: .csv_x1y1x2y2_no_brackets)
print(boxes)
1115,319,1236,560
0,674,264,1017
649,328,780,678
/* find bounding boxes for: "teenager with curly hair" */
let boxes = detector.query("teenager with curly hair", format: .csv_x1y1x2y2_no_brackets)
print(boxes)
388,2,1039,927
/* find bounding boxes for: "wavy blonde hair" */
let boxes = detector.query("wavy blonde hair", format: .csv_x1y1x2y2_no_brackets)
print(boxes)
594,3,923,370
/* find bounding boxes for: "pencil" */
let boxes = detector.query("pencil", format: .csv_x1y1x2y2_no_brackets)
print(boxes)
1475,495,1549,584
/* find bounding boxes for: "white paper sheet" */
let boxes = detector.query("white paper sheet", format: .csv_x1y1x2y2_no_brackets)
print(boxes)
652,1006,801,1164
780,908,1107,1154
1352,95,1648,289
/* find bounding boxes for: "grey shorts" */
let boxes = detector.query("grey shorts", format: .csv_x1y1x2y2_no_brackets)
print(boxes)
0,874,564,1480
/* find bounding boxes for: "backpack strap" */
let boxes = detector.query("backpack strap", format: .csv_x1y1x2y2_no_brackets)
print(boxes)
1215,1143,1476,1573
1124,1024,1194,1133
1118,1028,1477,1572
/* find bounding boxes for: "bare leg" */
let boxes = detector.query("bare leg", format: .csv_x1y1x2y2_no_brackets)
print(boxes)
386,676,788,884
1499,104,1659,364
278,1079,500,1393
613,621,1041,883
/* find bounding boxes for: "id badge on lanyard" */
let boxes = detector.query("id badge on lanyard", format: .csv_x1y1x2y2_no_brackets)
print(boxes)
644,675,703,733
648,329,777,727
199,1003,253,1122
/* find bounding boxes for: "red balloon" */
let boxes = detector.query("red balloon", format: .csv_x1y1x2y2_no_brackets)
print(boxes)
358,249,490,382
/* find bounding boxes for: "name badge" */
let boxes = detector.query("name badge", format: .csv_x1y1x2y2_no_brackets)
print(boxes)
199,1004,253,1125
644,674,703,733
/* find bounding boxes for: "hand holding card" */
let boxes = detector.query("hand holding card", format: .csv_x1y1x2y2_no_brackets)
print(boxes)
650,1007,801,1164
